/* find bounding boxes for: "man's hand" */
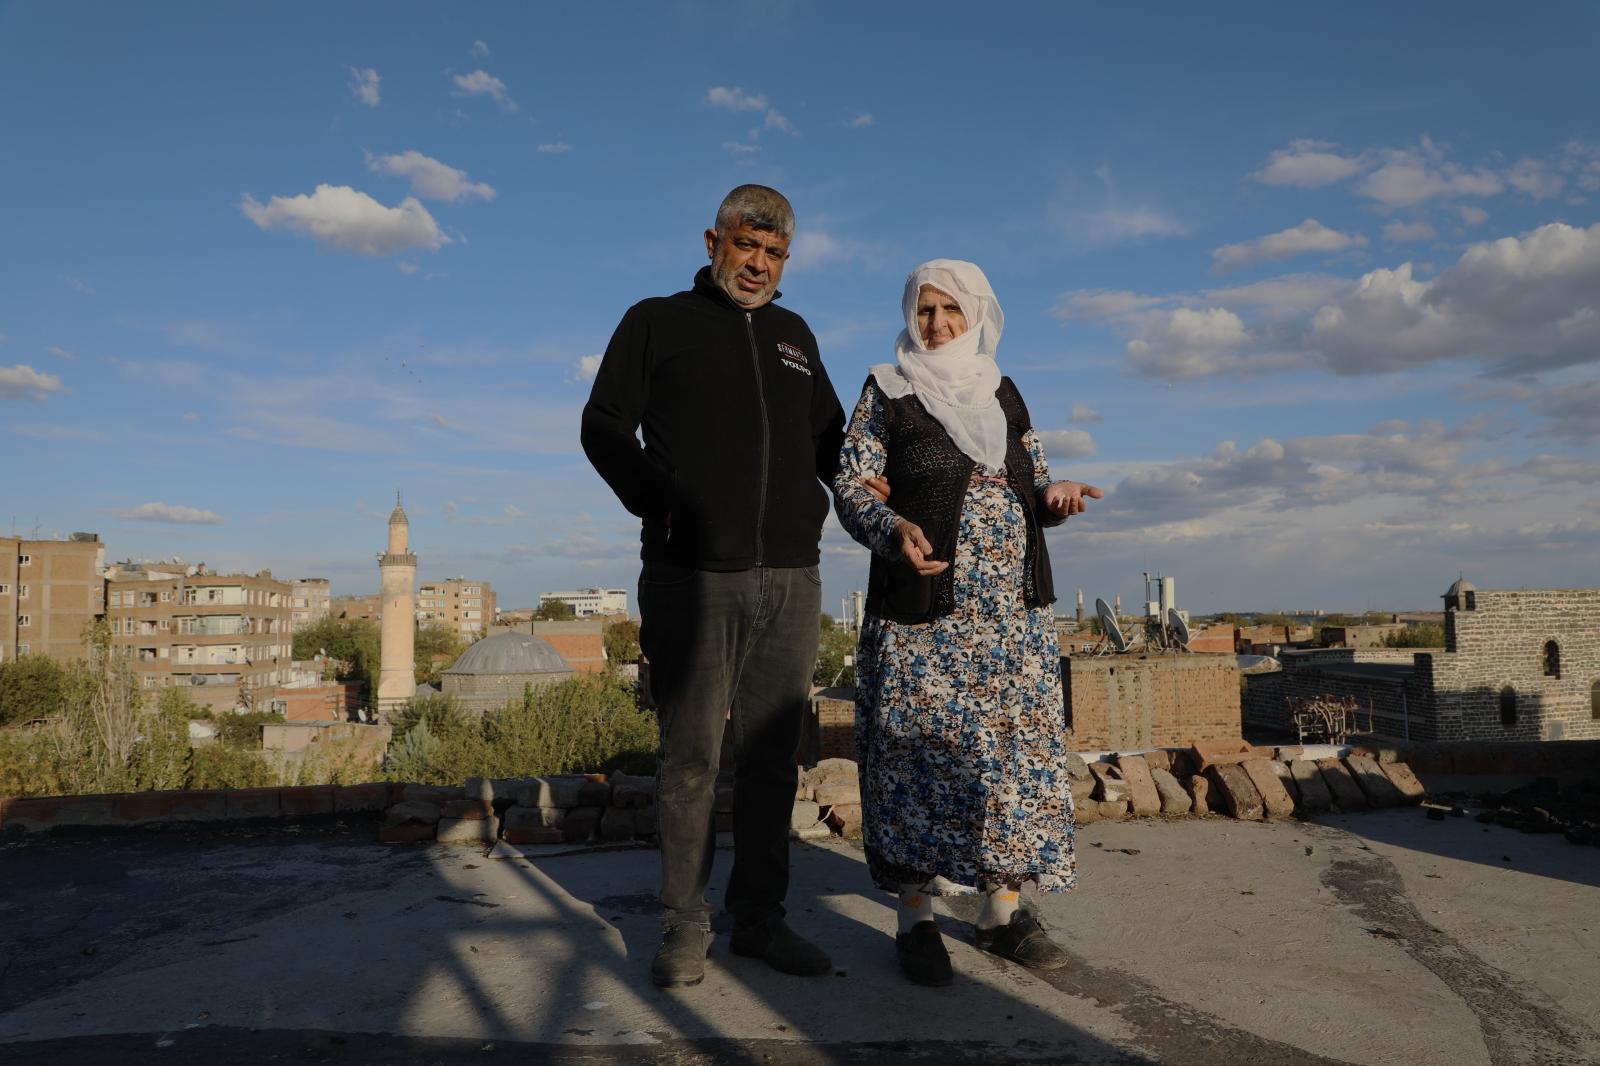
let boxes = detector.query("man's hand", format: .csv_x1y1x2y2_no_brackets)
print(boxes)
894,519,948,576
862,474,890,504
1042,480,1104,517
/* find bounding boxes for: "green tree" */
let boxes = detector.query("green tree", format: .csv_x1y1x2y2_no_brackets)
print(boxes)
414,623,467,686
814,617,856,688
0,654,67,726
603,618,641,664
534,599,577,621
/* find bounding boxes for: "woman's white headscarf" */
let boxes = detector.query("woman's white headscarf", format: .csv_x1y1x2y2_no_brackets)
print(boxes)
870,259,1008,470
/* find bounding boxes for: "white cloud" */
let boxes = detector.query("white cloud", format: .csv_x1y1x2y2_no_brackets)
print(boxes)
1053,289,1167,321
0,364,63,400
397,260,419,275
1506,158,1564,200
848,112,874,128
1458,205,1489,226
787,228,890,272
1559,140,1600,191
1065,222,1600,384
366,149,495,202
115,502,225,525
347,66,380,107
182,411,200,421
470,40,489,58
241,184,451,257
452,69,516,111
536,141,572,154
1069,404,1102,424
1036,428,1098,458
722,140,761,157
68,277,95,295
705,86,796,138
1057,165,1187,246
444,500,525,526
46,345,75,360
705,86,768,112
1355,138,1503,207
1211,218,1366,273
569,353,603,383
1251,140,1366,187
1381,220,1436,244
1529,379,1600,441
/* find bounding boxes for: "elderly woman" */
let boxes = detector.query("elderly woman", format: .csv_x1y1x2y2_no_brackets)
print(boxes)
833,259,1100,986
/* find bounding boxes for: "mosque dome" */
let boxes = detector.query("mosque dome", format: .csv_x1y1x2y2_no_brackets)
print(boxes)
1444,577,1476,598
388,502,409,526
445,631,571,676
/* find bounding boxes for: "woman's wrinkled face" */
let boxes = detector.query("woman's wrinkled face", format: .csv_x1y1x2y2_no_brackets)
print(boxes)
915,284,968,349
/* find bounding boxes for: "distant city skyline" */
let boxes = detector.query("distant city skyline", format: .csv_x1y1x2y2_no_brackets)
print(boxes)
3,4,1596,613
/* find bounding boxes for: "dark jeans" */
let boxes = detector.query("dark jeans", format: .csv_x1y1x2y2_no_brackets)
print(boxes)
638,563,821,930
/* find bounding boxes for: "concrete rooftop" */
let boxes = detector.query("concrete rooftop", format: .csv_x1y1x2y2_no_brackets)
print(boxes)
1,805,1597,1065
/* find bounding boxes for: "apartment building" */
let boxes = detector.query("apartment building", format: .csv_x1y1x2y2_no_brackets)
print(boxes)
330,594,380,622
539,587,628,619
105,565,295,711
0,533,106,663
291,578,331,628
417,578,495,639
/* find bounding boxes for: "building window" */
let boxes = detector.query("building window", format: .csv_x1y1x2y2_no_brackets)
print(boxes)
161,591,171,602
1499,685,1518,727
17,614,30,627
1592,680,1600,721
0,583,9,595
17,643,29,655
18,554,30,566
1543,641,1561,679
15,585,25,599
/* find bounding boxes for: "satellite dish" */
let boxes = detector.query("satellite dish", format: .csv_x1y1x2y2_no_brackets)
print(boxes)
1096,598,1128,652
1167,607,1190,649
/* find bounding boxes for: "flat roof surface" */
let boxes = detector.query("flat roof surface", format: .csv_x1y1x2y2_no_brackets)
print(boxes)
2,805,1597,1064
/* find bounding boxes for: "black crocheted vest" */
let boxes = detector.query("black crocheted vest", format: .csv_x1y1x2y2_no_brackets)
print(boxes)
864,376,1058,625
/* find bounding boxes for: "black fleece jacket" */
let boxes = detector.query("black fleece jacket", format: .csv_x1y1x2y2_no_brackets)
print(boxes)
580,267,846,570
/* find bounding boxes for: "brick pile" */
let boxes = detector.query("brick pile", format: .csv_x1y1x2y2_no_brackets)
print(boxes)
1072,739,1427,825
379,758,867,848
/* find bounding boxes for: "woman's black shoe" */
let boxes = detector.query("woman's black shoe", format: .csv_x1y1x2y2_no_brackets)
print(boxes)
974,911,1068,971
895,920,953,986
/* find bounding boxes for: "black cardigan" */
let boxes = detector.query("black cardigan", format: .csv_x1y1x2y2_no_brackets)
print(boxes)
865,377,1062,624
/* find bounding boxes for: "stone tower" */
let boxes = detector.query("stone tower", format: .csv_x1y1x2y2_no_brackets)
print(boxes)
377,493,417,713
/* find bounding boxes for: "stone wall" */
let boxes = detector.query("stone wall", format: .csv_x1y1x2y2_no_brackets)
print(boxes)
1243,651,1438,742
1429,589,1600,742
1062,654,1241,751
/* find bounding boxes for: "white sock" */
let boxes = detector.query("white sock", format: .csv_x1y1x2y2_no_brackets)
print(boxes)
977,881,1021,930
897,883,935,933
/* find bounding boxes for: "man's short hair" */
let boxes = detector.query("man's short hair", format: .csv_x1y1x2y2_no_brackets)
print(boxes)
714,185,795,238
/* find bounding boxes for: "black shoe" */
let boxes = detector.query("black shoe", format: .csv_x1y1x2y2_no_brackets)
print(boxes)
729,917,832,976
895,920,953,986
974,911,1068,971
652,923,712,988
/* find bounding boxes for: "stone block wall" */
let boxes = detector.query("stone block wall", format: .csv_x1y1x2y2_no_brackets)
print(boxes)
1062,654,1240,751
1429,589,1600,742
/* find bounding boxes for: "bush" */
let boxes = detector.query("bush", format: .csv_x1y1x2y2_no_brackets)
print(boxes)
384,674,657,784
603,619,641,664
188,743,277,789
1384,621,1445,648
814,621,856,688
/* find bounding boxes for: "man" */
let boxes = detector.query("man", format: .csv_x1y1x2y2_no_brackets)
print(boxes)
581,185,845,988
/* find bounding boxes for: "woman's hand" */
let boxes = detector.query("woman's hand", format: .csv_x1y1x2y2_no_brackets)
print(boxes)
894,519,949,576
862,474,891,504
1042,480,1104,517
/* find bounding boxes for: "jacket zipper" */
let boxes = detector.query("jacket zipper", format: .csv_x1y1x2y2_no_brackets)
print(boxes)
745,311,770,566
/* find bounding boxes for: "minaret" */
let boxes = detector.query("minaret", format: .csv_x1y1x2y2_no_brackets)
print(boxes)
1076,588,1085,626
378,492,417,714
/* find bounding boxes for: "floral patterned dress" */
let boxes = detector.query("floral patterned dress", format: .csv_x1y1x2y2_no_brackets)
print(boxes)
834,381,1076,895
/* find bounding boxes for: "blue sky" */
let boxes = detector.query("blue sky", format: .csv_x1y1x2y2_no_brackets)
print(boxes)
3,2,1598,615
